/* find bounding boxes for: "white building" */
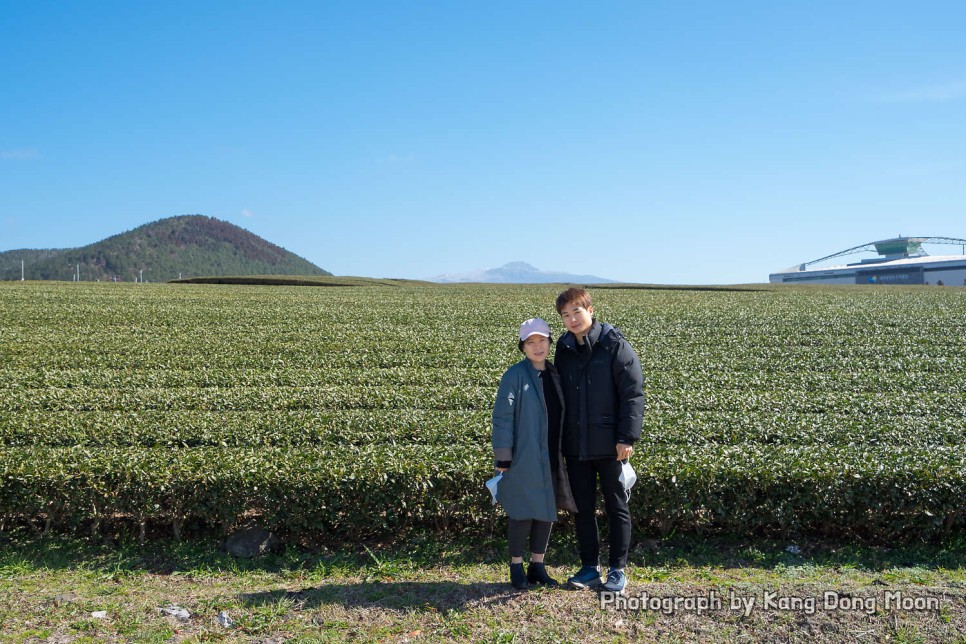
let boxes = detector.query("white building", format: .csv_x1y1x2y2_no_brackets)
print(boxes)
770,237,966,286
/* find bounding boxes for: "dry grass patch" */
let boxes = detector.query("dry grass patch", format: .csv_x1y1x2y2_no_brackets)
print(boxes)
1,531,963,642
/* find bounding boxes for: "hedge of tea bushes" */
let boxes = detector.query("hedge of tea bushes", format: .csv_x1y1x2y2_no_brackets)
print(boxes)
0,444,493,540
1,442,961,540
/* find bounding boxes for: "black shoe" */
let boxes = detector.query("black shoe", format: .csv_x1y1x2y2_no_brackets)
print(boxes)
510,563,529,590
527,562,559,587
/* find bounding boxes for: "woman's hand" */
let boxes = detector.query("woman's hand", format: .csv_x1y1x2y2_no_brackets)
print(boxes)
496,467,508,473
616,443,634,461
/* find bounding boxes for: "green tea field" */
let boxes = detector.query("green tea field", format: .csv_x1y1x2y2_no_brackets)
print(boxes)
1,280,963,543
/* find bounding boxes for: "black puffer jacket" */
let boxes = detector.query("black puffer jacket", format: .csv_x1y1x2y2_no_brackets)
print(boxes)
554,320,645,460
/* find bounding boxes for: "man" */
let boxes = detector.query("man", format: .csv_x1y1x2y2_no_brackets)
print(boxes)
554,287,644,594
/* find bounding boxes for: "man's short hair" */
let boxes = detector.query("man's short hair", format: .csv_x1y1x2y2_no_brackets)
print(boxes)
555,287,593,314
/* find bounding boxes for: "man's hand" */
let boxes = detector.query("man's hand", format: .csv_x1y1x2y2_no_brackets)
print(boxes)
616,443,634,460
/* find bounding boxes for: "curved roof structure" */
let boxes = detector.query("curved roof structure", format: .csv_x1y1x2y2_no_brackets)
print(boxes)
792,237,966,272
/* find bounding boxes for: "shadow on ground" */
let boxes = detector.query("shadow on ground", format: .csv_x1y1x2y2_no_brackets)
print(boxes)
238,581,536,613
1,528,963,579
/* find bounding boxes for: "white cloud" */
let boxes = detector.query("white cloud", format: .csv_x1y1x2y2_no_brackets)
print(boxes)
871,79,966,103
888,163,945,178
240,209,255,218
886,160,962,179
0,148,42,160
377,153,416,165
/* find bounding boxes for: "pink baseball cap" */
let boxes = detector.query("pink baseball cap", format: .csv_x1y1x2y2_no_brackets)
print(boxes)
519,318,551,342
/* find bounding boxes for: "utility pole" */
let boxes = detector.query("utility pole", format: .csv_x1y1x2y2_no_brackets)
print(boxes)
139,268,143,283
21,259,24,281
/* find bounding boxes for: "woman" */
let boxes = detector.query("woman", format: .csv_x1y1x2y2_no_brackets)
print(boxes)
492,317,575,590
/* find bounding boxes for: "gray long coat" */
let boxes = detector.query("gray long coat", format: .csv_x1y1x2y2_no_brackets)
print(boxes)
492,359,576,522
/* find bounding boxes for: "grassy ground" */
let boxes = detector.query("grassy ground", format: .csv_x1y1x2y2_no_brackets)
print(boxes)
1,528,963,643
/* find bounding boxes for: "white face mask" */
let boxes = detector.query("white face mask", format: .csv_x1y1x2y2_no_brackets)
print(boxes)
486,472,503,505
619,460,637,495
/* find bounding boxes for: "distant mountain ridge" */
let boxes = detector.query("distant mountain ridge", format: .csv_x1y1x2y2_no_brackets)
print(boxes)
0,215,330,282
430,261,616,284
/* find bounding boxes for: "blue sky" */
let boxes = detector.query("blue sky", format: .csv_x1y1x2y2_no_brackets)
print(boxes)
2,1,965,283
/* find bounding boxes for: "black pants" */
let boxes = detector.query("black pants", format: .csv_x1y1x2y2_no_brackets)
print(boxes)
566,457,631,570
507,519,553,558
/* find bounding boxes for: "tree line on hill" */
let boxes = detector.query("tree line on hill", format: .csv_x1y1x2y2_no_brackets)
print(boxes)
0,215,330,282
